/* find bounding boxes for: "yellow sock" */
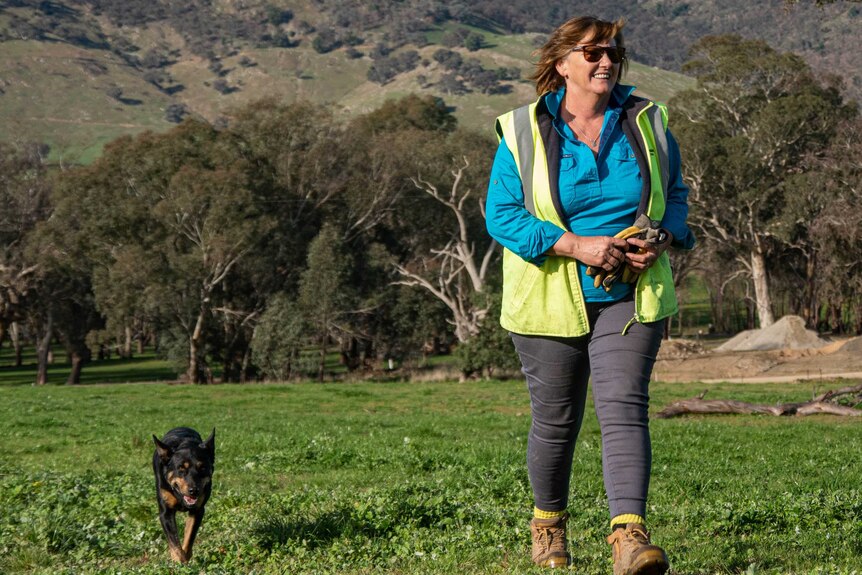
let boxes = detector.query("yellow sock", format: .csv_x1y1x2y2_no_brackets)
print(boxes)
611,514,645,529
534,507,567,519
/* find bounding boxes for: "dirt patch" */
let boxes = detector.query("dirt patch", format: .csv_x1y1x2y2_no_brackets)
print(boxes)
655,326,862,383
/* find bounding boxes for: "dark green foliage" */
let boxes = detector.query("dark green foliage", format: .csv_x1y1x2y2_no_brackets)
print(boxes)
265,5,293,26
366,50,420,85
270,29,300,48
432,48,462,70
164,103,188,124
438,72,469,96
462,32,484,52
212,78,236,95
252,294,309,381
140,48,172,69
312,28,343,54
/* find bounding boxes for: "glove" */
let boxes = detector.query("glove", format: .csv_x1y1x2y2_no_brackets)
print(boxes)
586,215,668,292
586,223,645,291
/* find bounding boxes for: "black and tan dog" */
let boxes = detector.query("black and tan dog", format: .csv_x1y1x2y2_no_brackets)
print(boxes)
152,427,215,564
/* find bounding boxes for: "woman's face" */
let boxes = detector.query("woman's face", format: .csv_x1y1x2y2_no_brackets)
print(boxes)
555,36,620,98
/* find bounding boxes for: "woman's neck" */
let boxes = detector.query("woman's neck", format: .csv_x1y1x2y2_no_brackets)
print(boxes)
561,86,612,122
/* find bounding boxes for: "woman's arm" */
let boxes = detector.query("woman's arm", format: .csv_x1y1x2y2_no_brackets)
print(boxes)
485,137,567,266
660,130,696,251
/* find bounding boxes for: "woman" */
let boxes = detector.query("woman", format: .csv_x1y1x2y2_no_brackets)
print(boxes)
485,16,694,573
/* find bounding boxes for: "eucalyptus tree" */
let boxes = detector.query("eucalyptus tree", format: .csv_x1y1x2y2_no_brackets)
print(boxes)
671,35,852,328
0,142,50,363
804,116,862,332
393,128,498,343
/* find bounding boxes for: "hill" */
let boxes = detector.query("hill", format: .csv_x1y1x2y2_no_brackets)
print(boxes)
0,0,858,163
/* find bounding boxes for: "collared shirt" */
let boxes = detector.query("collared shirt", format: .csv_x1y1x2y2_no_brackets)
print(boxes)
486,83,693,302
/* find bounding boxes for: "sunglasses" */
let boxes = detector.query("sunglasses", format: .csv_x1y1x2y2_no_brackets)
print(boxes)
571,45,626,63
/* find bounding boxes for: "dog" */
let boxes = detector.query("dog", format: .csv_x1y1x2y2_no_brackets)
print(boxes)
152,427,215,564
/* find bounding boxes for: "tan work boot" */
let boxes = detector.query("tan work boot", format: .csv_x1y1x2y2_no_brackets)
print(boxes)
530,513,572,568
606,523,669,575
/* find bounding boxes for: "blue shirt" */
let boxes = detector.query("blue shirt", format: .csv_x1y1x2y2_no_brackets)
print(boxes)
485,84,693,302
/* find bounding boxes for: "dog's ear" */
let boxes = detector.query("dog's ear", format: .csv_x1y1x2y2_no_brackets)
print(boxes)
202,428,215,461
153,435,172,461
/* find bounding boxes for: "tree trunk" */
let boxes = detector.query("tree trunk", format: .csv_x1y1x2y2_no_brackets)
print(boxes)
35,312,53,386
11,322,23,367
240,346,252,383
124,325,133,358
66,352,84,385
318,334,327,382
751,249,774,328
803,251,820,330
188,337,200,384
188,307,207,384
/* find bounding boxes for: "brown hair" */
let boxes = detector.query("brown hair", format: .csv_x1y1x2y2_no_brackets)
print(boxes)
531,16,628,96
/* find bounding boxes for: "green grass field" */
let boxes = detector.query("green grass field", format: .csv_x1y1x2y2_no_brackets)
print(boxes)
1,378,860,574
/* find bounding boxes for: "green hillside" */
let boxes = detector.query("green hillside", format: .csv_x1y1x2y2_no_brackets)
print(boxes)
0,8,694,163
9,0,857,164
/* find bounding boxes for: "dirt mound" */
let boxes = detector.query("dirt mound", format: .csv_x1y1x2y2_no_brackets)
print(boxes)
715,315,827,352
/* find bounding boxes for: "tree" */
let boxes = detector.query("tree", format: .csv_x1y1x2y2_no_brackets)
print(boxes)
0,142,49,361
805,116,862,332
154,159,272,383
671,35,852,328
48,119,275,383
394,130,498,343
251,294,308,381
298,222,354,381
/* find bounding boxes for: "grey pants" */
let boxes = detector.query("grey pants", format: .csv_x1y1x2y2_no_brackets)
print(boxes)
510,296,664,520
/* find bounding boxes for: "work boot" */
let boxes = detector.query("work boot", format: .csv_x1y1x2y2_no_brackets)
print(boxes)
530,513,572,568
606,523,669,575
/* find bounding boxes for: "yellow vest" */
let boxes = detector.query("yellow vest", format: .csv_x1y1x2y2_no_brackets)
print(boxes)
495,96,678,337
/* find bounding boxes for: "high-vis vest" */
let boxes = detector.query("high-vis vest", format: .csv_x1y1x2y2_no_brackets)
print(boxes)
494,95,678,337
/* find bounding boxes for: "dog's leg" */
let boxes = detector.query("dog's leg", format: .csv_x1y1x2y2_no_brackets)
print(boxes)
182,509,205,561
159,507,187,564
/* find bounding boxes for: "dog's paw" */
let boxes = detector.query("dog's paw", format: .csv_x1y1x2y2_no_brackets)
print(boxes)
169,546,188,564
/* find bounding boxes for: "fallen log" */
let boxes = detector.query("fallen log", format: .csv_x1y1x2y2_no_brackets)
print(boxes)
655,385,862,419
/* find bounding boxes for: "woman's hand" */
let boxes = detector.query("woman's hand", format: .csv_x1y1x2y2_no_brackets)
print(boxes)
624,232,673,274
549,232,629,270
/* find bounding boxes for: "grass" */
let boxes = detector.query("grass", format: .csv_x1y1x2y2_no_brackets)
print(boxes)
1,378,861,574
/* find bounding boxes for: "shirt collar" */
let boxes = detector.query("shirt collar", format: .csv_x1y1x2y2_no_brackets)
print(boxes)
544,83,637,119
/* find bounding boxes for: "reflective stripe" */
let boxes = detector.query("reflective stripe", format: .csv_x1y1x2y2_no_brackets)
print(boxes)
649,106,670,204
513,105,536,217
